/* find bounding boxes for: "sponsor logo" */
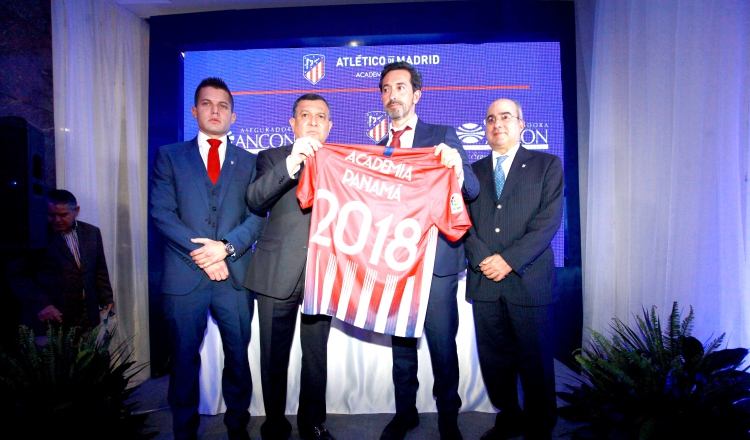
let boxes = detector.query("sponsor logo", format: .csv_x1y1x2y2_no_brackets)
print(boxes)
457,121,550,151
456,123,484,144
366,111,389,142
336,54,441,67
520,122,549,150
450,193,464,214
233,126,295,153
303,54,325,85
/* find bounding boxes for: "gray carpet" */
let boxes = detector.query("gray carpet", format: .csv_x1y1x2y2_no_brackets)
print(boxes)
131,360,583,439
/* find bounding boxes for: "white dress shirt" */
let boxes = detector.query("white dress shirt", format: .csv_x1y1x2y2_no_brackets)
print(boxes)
197,131,228,169
492,143,521,179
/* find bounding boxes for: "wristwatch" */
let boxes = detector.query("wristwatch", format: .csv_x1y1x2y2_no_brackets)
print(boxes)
220,239,236,258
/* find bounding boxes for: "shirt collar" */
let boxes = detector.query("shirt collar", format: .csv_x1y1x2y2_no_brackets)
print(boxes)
197,131,228,149
492,142,521,162
389,114,418,133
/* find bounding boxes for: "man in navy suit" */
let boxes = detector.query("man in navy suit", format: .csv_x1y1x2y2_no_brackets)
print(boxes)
463,99,564,440
376,62,480,440
150,77,265,440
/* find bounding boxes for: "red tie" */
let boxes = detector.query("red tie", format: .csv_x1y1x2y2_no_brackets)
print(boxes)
390,126,412,148
207,138,222,184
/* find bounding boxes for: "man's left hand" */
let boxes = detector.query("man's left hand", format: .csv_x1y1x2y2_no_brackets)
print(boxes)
480,254,513,282
190,238,227,268
434,143,464,180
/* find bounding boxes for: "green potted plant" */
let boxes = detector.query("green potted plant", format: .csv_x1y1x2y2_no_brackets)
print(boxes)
558,302,750,439
0,324,156,439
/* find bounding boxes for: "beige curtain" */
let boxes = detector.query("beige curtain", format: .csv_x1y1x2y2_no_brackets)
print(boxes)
52,0,150,379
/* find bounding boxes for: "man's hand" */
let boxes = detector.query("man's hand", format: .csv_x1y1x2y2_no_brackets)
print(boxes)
434,143,464,180
480,254,513,282
38,305,63,323
288,136,323,170
203,260,229,281
190,238,227,269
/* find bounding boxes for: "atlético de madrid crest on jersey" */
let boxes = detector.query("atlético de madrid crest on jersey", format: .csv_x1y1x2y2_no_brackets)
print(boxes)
303,54,325,85
366,111,388,142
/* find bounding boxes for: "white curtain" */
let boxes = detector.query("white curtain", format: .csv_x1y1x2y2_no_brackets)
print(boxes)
52,0,150,378
582,0,750,347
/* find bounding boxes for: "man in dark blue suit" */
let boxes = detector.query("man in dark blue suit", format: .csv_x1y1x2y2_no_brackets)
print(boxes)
463,99,564,440
376,62,480,440
150,78,265,440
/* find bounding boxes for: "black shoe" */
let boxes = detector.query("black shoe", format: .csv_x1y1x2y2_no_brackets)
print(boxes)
227,427,250,440
300,425,336,440
380,413,420,440
438,418,463,440
480,425,524,440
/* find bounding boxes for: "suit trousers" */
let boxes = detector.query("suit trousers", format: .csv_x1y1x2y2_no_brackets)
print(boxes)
472,297,557,436
257,273,332,439
391,273,462,419
163,276,253,439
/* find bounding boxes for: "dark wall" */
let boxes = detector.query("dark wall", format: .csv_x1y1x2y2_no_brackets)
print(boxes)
0,0,54,191
0,0,54,345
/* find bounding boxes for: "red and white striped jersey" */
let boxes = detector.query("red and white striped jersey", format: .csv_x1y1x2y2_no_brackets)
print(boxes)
297,143,471,337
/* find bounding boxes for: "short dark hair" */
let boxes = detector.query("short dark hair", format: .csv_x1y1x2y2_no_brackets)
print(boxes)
379,61,423,92
46,189,77,208
292,93,330,118
194,77,234,110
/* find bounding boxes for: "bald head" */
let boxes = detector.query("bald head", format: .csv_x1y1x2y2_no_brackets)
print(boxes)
485,99,525,154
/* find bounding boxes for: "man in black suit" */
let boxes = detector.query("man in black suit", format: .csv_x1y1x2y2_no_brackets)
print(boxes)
244,94,334,440
376,62,480,440
463,99,564,440
9,189,114,334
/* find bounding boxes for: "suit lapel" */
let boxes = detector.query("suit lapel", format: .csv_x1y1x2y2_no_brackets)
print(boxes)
217,143,238,207
51,231,80,269
500,146,534,201
184,138,211,209
476,155,499,202
412,120,431,149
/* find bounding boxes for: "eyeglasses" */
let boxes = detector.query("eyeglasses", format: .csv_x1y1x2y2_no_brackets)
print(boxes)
485,114,522,124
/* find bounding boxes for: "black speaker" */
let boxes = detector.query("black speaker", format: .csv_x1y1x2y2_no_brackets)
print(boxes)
0,117,46,249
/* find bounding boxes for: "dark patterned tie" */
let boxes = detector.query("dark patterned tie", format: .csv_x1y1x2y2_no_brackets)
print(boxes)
390,126,412,148
495,155,508,198
207,138,222,184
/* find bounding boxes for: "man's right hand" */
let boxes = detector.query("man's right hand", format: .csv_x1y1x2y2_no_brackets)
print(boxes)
38,305,63,323
203,260,229,281
287,136,323,172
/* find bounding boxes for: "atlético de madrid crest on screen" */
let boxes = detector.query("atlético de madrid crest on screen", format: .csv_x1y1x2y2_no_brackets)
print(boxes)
303,54,325,85
366,111,388,142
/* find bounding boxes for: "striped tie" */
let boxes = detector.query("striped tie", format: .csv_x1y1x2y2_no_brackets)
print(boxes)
495,155,508,199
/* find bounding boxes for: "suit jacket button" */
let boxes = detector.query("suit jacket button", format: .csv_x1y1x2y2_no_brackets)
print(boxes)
212,207,217,211
497,204,502,209
495,228,500,233
303,246,307,251
205,219,210,224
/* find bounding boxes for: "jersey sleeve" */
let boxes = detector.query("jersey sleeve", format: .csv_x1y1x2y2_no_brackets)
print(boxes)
296,153,317,209
431,168,472,242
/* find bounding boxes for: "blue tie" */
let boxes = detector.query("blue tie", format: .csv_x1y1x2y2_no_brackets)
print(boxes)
495,155,508,199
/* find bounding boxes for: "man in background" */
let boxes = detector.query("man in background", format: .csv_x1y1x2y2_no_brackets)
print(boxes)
463,98,564,440
376,61,480,440
150,77,265,440
9,189,114,334
244,93,335,440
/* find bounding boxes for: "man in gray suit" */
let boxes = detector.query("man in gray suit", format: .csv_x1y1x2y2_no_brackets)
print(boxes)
463,99,564,440
244,94,334,440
